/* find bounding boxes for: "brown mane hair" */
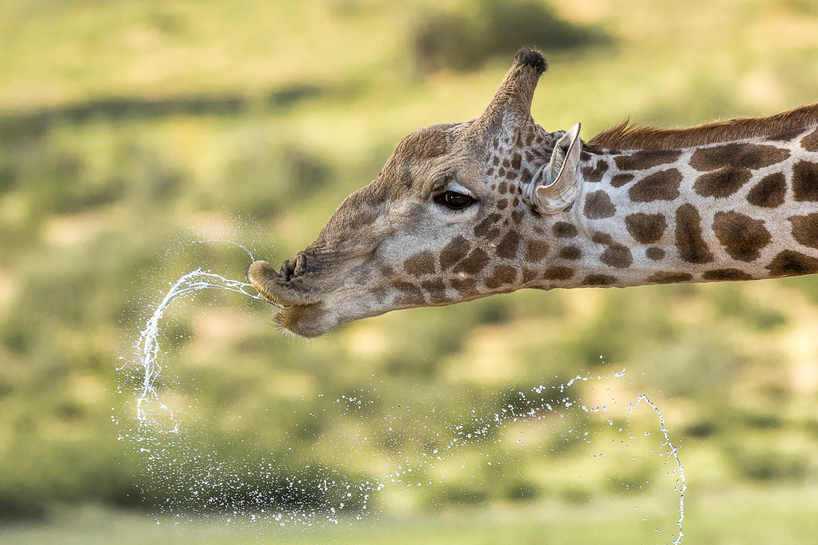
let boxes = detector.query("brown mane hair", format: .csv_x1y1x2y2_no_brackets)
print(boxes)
587,103,818,151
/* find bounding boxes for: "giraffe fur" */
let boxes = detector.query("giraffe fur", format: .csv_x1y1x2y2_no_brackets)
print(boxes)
249,49,818,338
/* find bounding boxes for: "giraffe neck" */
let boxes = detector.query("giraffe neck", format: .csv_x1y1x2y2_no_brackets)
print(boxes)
528,127,818,290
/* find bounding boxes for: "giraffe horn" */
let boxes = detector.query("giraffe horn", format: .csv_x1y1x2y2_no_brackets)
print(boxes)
470,49,547,137
525,123,582,215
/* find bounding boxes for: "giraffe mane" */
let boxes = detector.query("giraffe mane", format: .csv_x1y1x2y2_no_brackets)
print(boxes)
587,102,818,151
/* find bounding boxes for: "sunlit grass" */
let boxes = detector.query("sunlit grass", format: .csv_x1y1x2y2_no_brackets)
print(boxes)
3,485,818,545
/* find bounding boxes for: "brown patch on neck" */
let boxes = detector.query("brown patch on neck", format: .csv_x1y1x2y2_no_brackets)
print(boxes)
588,103,818,151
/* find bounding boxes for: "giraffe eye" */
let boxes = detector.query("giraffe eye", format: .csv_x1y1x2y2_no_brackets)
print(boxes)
434,191,476,211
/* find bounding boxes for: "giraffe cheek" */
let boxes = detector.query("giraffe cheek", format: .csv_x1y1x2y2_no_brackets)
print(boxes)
452,248,490,275
420,278,449,304
496,231,520,259
483,265,517,290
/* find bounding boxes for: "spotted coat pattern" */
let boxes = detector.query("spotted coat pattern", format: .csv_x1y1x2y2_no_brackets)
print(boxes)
249,50,818,337
391,125,818,305
569,130,818,286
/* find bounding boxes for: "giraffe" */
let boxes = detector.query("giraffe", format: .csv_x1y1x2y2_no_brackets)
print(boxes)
249,49,818,338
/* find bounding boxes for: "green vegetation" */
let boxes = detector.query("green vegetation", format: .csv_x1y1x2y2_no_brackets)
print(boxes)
413,0,608,73
2,0,818,542
4,485,818,545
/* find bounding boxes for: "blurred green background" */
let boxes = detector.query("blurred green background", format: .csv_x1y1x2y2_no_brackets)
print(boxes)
2,0,818,543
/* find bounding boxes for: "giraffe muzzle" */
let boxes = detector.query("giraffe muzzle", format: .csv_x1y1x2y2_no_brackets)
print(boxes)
248,260,317,307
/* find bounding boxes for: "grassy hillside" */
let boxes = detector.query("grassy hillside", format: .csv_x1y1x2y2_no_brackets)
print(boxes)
2,0,818,541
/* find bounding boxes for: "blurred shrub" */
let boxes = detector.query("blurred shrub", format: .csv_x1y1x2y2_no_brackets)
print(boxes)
379,298,516,379
780,275,818,305
440,482,490,505
499,382,576,418
708,284,787,331
729,443,810,482
605,466,653,495
0,422,145,520
503,479,540,502
215,141,332,220
413,0,609,74
683,419,718,439
558,288,678,369
646,330,741,399
138,445,374,516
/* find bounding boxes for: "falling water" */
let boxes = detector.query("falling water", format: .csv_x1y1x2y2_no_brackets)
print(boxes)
120,249,686,542
130,267,270,430
633,394,687,545
120,256,386,525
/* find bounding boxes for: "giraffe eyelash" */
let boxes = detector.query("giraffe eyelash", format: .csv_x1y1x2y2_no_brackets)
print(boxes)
434,190,477,211
430,176,478,212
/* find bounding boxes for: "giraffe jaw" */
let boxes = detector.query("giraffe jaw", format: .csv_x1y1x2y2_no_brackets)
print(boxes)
251,259,414,338
273,303,336,338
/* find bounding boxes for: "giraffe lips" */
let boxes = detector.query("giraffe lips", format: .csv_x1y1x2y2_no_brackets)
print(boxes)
249,261,340,338
248,260,316,307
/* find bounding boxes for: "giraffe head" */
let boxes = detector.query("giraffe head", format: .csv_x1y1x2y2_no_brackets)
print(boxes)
250,49,584,337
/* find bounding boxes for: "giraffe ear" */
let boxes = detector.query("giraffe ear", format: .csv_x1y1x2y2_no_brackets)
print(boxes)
525,123,582,215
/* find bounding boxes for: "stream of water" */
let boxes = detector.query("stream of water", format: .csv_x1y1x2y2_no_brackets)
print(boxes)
120,260,686,543
131,267,269,431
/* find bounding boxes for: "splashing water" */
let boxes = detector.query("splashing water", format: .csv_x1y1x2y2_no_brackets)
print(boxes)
129,268,271,430
564,372,686,543
121,263,386,525
370,372,686,545
632,394,687,545
122,263,686,542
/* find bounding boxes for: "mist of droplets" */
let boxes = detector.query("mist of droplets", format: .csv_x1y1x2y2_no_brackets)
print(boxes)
118,262,686,542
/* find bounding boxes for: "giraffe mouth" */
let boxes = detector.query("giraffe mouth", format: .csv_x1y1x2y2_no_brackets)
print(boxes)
248,260,333,338
248,261,315,306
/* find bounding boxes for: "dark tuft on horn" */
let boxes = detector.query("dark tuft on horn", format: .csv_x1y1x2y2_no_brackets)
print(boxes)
514,49,548,75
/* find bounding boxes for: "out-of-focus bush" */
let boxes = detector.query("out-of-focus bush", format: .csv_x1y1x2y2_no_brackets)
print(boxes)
413,0,609,74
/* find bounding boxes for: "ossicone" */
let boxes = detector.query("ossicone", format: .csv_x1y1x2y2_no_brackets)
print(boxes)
470,49,549,138
513,48,548,75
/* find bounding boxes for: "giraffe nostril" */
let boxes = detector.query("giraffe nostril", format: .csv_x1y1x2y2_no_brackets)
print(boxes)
294,253,308,277
280,257,297,281
280,254,308,281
